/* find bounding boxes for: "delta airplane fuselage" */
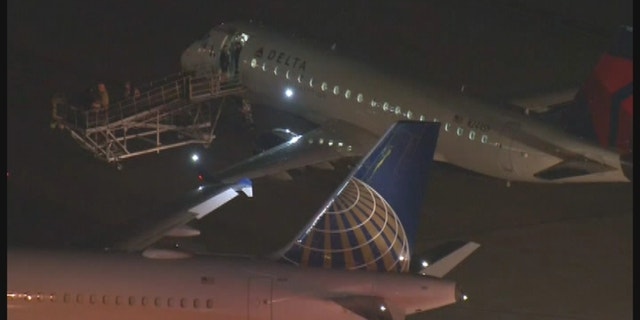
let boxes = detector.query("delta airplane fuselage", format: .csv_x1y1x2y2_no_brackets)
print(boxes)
7,250,460,320
181,22,630,183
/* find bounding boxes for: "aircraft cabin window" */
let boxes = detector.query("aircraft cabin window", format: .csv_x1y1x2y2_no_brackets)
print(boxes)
333,85,340,95
206,299,214,309
36,293,43,301
370,99,377,107
274,66,279,75
297,74,304,83
382,102,389,111
129,296,136,306
406,110,413,119
285,70,290,79
469,130,476,140
181,298,189,308
116,295,123,305
141,296,149,306
251,58,258,68
345,89,351,99
456,127,464,136
102,295,110,305
444,123,451,132
90,294,98,304
321,82,328,91
395,106,402,115
154,297,163,307
481,134,489,143
194,298,201,309
50,293,57,302
168,297,176,308
64,293,71,303
76,294,84,304
419,115,426,121
309,78,314,87
356,93,363,103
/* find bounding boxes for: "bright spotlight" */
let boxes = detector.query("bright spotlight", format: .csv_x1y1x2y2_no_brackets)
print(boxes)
421,260,429,268
191,154,199,162
285,88,294,98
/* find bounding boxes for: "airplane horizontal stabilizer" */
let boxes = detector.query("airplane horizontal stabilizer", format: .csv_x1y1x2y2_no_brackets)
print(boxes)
498,122,621,180
418,241,480,278
533,158,617,181
509,88,578,115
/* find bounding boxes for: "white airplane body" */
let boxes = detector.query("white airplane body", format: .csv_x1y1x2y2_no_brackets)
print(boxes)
9,121,478,319
8,251,459,320
181,22,632,184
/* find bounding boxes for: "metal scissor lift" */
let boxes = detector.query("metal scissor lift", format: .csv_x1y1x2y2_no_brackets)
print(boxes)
52,71,245,169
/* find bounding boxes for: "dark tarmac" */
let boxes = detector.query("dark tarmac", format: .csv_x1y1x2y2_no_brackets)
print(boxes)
7,1,632,319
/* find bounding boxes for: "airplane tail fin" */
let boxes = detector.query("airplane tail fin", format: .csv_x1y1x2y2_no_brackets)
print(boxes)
273,121,441,272
570,25,633,155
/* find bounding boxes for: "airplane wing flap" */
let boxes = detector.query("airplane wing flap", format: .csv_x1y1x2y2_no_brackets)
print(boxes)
215,119,379,183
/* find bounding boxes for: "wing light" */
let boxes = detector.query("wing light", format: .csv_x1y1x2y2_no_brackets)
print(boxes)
284,87,294,98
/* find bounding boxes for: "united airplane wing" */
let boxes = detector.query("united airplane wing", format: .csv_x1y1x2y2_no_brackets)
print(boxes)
214,119,379,183
112,177,253,257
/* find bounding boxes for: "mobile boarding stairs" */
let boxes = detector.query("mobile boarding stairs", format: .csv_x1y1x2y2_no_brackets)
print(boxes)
51,70,245,169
